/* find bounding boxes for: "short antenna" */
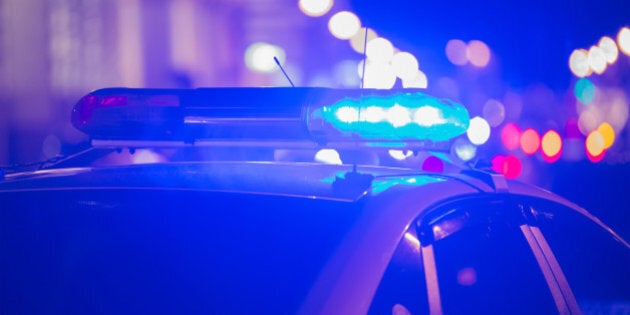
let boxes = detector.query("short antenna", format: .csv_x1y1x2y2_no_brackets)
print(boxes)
274,56,295,87
360,27,368,89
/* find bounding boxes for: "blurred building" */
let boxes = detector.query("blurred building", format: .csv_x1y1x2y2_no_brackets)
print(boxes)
0,0,347,164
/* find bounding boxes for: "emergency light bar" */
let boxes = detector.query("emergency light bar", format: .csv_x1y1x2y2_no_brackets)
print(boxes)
71,87,470,149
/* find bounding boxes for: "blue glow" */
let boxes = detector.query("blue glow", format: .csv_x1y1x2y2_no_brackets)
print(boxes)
310,92,470,142
574,78,595,104
371,176,445,195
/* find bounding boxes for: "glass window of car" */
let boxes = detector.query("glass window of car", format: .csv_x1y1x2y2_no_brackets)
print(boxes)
531,201,630,313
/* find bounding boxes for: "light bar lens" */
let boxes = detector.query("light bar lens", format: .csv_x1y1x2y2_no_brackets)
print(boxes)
308,92,470,143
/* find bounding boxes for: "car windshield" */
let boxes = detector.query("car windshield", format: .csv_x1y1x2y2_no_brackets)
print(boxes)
1,189,362,314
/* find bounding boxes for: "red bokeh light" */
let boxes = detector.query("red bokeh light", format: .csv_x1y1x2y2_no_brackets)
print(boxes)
501,123,521,150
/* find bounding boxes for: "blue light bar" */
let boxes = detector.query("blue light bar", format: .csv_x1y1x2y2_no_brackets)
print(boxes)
307,92,470,143
72,87,469,148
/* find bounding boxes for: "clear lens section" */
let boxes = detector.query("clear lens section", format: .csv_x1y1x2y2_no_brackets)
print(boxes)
308,92,470,143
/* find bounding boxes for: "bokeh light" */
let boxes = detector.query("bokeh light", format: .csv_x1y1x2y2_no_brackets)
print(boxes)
578,109,600,135
520,128,540,155
422,156,444,173
360,60,397,89
452,137,477,161
366,37,394,63
335,106,359,123
587,46,607,74
402,70,428,89
466,40,491,67
569,49,590,77
298,0,333,17
585,130,605,158
328,11,361,40
597,122,615,149
445,39,468,66
501,122,521,150
574,78,595,104
598,36,619,64
482,99,505,127
541,130,562,162
349,27,378,54
491,154,522,179
391,52,419,80
618,27,630,56
466,116,491,145
315,149,343,165
42,134,62,159
244,42,285,73
389,150,413,161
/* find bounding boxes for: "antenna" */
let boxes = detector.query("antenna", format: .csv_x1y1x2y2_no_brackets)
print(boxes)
274,56,295,87
360,27,368,89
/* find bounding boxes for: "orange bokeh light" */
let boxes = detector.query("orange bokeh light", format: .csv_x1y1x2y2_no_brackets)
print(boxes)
520,128,540,155
541,130,562,162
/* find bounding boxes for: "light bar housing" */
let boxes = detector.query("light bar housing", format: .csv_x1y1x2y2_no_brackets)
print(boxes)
71,87,470,148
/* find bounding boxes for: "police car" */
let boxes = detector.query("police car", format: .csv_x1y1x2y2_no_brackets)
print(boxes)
1,88,629,314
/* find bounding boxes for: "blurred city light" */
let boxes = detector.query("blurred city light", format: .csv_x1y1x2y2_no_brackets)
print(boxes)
491,154,522,179
598,36,619,64
366,37,394,63
422,156,444,172
402,70,428,89
501,122,521,150
359,60,397,89
349,27,378,54
587,46,607,74
482,99,506,127
466,40,491,67
466,116,491,145
391,52,419,80
298,0,333,17
541,130,562,162
569,49,590,77
315,149,343,165
389,150,413,161
244,42,285,73
585,130,605,161
452,137,477,161
328,11,361,40
618,27,630,56
574,78,595,104
597,122,615,149
520,128,540,155
445,39,468,66
578,109,601,136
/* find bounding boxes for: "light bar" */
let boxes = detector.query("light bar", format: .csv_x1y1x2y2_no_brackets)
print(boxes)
71,87,470,148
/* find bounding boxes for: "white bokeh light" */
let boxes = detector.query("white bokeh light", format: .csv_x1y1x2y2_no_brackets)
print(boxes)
359,60,397,89
588,46,607,74
391,52,419,80
298,0,333,17
466,116,491,145
328,11,361,40
598,36,619,64
366,37,394,63
402,70,428,89
315,149,343,165
618,27,630,56
388,150,413,161
244,42,285,73
569,49,590,77
452,138,477,161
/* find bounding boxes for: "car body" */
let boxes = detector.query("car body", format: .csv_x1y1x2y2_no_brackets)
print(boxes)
1,87,629,314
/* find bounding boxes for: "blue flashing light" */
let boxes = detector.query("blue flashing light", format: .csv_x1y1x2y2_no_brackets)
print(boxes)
308,92,470,143
371,176,445,195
